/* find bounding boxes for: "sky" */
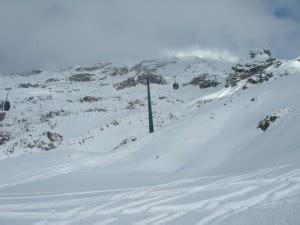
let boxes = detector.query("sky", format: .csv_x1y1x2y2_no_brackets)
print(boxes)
0,0,300,74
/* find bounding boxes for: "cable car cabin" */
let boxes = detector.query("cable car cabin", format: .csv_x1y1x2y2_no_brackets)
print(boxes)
173,82,179,90
1,100,10,112
4,101,10,111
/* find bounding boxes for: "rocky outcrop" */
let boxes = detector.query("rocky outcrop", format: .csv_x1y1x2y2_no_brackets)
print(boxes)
68,73,95,82
80,96,102,103
23,140,56,151
30,70,42,75
114,74,167,90
75,63,112,72
0,131,11,145
46,131,63,143
40,110,70,123
126,100,145,110
130,59,175,75
258,115,279,131
225,49,282,88
45,78,60,83
183,74,220,89
18,83,41,88
108,66,129,76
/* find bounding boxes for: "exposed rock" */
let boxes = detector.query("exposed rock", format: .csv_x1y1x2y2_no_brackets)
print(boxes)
85,108,107,113
109,66,129,76
130,59,172,75
30,70,42,75
114,77,136,90
113,74,167,90
183,74,220,89
80,96,102,103
25,140,57,151
45,78,60,83
0,131,11,145
258,115,279,131
226,49,282,87
126,100,145,110
249,49,272,59
18,83,41,88
75,63,111,72
24,95,53,104
158,96,167,100
46,131,63,142
40,110,70,123
131,60,159,75
68,73,95,82
136,74,167,85
114,137,137,150
110,120,119,126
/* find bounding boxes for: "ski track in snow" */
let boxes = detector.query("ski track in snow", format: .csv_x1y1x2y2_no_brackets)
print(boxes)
0,143,142,190
0,165,299,225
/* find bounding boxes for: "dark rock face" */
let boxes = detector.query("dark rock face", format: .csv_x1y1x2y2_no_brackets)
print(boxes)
68,73,95,82
114,77,136,90
130,59,174,75
30,70,42,75
75,63,112,72
258,115,279,131
45,78,60,83
46,131,63,143
184,74,220,89
114,74,167,90
0,131,10,145
24,140,56,151
85,108,107,113
113,136,137,150
18,83,41,88
40,110,70,123
126,100,145,110
109,66,129,76
80,96,102,103
226,49,282,88
249,49,272,59
136,74,167,85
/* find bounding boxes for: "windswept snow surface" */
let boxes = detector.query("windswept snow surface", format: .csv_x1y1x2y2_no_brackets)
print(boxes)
0,52,300,224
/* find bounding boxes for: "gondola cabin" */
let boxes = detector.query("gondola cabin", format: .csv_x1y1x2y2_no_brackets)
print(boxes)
1,100,10,112
1,88,11,111
173,82,179,90
3,101,10,111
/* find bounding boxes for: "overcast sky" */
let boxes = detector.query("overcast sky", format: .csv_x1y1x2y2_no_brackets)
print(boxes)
0,0,299,74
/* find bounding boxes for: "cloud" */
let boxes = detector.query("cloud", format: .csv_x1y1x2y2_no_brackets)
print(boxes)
162,47,239,62
0,0,299,74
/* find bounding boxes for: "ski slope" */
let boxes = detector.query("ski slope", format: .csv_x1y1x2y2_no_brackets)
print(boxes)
0,50,300,224
0,165,299,225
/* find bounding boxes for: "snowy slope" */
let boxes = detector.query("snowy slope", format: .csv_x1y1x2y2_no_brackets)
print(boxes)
0,50,300,225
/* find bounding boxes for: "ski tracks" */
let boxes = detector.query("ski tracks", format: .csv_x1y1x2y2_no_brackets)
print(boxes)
0,165,300,224
0,143,142,190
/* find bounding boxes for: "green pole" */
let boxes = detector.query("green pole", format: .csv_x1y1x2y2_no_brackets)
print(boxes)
5,88,10,102
147,78,154,133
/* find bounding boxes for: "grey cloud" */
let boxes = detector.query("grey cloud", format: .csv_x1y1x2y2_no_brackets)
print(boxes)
0,0,299,74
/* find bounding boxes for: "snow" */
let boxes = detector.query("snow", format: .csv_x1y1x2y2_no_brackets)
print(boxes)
0,51,300,224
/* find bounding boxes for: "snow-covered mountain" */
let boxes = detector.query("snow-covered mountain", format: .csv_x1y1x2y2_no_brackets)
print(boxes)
0,54,234,157
0,49,300,225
